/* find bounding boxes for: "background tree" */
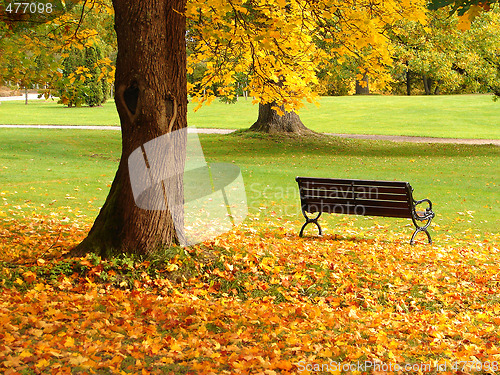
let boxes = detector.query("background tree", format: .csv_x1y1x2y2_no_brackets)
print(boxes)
389,6,500,96
56,47,88,107
1,37,40,103
315,60,355,96
428,0,497,17
458,7,500,96
249,101,314,134
56,43,112,107
0,25,63,103
84,45,105,106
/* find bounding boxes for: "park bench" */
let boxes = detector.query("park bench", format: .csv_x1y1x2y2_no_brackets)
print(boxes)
296,177,435,244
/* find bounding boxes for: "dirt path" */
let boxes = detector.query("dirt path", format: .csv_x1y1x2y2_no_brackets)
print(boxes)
0,125,498,145
325,132,500,146
0,125,235,134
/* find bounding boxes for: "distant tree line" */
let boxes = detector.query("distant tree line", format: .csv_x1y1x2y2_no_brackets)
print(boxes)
2,1,499,107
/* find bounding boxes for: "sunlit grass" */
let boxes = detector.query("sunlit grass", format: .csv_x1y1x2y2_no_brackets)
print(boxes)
1,94,499,138
0,129,498,236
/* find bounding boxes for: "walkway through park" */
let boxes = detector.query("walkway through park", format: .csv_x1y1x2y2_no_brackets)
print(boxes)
1,96,498,145
0,124,498,146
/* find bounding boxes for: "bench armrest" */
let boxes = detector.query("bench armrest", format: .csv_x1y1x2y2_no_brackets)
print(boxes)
413,198,435,220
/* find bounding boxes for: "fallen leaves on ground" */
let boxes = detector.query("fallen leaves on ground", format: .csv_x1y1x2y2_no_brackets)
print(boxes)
1,213,499,374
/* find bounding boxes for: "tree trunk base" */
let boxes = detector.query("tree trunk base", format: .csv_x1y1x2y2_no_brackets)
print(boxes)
248,102,317,136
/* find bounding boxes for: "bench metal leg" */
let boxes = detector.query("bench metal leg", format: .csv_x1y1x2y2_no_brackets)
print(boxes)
410,214,433,245
299,211,322,237
410,200,435,245
410,226,432,245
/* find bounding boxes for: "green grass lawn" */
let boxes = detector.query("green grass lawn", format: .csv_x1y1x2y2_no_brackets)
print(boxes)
1,129,498,239
1,94,499,139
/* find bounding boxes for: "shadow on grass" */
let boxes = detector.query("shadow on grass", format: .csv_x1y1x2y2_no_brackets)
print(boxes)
217,130,500,158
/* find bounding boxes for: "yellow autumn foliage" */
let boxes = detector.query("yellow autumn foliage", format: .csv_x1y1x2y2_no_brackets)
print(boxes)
0,213,499,373
187,0,428,111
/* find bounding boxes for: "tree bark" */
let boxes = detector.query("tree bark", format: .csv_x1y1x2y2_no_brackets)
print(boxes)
434,82,441,95
355,73,370,95
423,74,432,95
72,0,187,257
406,68,411,96
249,102,315,135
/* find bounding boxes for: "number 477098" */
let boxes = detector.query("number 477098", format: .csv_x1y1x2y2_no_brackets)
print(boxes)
5,2,53,14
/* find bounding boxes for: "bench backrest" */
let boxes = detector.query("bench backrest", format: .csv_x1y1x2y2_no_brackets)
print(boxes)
296,177,414,219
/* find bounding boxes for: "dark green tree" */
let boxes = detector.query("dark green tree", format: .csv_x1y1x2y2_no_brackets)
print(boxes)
84,45,104,107
57,43,110,107
57,47,87,107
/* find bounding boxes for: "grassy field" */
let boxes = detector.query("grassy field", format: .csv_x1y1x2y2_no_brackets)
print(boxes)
1,94,499,138
0,128,498,238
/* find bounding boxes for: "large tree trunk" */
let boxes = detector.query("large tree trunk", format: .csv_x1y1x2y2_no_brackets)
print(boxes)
249,102,314,135
72,0,187,257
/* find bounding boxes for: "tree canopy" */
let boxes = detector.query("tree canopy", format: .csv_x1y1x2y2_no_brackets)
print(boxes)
4,0,499,107
187,0,428,112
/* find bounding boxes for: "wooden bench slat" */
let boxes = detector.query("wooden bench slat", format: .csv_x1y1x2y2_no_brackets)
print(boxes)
301,190,410,202
301,190,355,200
302,203,413,218
296,177,409,188
302,198,411,210
361,206,413,218
300,185,409,195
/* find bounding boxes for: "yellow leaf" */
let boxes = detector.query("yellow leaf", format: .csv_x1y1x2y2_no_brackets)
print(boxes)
64,336,75,348
69,355,88,366
22,271,36,283
457,14,471,31
19,350,32,358
37,258,46,266
276,0,286,8
36,358,50,368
